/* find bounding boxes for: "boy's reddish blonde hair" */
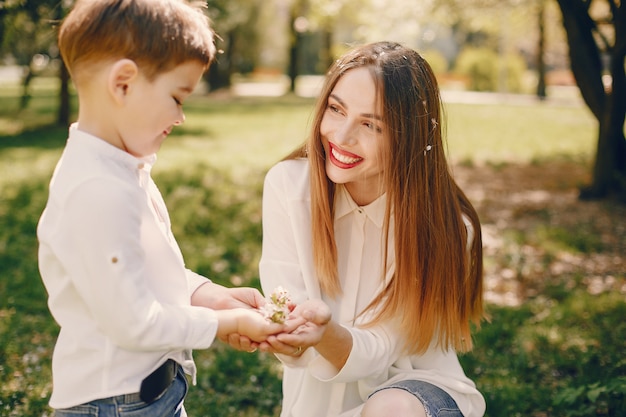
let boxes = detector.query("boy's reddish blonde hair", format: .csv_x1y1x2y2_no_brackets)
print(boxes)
58,0,216,83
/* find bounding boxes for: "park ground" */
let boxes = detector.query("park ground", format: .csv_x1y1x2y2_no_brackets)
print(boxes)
0,73,624,416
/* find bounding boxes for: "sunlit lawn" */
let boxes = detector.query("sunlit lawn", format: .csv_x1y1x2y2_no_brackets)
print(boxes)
1,77,623,417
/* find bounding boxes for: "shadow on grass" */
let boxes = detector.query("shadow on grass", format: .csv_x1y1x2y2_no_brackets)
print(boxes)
0,124,68,150
1,158,624,416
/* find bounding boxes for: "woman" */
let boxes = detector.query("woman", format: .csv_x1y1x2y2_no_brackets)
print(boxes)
244,41,484,417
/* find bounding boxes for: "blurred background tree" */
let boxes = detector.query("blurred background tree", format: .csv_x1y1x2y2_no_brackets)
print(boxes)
555,0,625,201
0,0,623,198
0,0,62,110
204,0,263,91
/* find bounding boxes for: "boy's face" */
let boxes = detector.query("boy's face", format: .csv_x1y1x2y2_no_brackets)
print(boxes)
119,60,205,157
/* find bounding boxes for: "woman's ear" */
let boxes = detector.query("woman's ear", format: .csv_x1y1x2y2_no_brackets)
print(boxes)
108,59,139,105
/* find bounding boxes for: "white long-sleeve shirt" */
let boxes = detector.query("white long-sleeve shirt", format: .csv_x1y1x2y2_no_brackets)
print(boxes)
38,125,218,408
260,159,486,417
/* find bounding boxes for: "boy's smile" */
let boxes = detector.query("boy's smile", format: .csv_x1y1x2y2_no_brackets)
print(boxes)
118,60,205,157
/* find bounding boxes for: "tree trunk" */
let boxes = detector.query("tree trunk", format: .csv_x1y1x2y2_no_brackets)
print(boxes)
206,31,234,92
20,64,34,110
322,28,334,72
56,2,71,127
556,0,626,201
57,60,71,126
536,0,547,99
288,11,299,93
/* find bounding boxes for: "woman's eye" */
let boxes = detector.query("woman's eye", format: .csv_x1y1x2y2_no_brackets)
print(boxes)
173,97,182,105
328,104,341,113
364,122,382,133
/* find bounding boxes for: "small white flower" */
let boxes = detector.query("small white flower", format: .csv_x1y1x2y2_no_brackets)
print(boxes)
261,286,292,324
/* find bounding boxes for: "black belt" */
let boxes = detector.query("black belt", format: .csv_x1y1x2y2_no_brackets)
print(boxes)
139,359,179,403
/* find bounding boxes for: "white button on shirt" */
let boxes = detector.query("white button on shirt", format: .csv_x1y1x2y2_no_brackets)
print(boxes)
38,125,219,408
259,159,486,417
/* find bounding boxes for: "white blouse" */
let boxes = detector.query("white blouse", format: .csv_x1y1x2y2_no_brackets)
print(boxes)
260,159,485,417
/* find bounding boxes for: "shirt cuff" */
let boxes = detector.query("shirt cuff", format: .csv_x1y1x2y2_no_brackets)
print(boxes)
275,347,316,368
186,269,211,296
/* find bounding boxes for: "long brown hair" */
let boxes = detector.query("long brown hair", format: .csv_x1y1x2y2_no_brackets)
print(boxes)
286,41,483,354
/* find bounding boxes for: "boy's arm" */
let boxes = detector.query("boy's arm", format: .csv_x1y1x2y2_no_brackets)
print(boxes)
191,281,266,311
213,308,286,343
58,179,219,351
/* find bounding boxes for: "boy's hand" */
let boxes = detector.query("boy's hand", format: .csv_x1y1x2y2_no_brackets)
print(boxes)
217,306,309,345
222,286,266,310
221,312,307,351
191,282,265,310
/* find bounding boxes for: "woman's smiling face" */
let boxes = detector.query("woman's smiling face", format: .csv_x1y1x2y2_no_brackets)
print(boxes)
320,67,387,206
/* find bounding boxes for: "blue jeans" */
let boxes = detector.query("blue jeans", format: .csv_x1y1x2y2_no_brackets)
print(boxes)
54,368,188,417
369,380,463,417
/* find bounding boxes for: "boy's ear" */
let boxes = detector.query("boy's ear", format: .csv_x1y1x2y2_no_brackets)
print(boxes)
108,59,139,105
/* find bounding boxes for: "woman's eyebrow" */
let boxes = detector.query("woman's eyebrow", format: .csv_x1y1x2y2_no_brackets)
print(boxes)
329,93,382,121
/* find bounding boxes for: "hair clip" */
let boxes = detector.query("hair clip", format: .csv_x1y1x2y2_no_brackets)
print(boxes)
423,144,432,155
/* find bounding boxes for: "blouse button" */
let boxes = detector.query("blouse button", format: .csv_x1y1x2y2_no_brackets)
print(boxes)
137,162,145,170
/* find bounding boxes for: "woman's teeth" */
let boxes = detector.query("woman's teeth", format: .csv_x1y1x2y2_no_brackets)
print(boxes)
332,148,361,164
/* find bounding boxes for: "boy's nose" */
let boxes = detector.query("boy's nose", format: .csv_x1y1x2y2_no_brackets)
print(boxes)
174,112,186,126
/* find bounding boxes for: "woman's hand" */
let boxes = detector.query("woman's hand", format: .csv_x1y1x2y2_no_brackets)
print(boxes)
262,299,332,357
221,311,308,352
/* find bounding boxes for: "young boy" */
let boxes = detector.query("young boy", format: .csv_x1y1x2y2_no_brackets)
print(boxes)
37,1,291,415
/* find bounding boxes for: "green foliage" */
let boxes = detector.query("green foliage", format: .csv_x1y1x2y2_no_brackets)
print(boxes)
155,165,265,288
503,53,527,94
455,47,499,92
554,378,626,417
0,174,56,417
0,0,61,65
453,47,527,93
186,344,283,417
420,49,449,75
462,291,626,416
1,81,623,417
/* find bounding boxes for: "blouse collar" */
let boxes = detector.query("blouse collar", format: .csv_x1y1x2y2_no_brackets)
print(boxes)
334,185,387,228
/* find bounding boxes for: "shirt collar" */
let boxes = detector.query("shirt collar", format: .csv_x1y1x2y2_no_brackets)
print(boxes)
334,185,387,228
68,123,157,171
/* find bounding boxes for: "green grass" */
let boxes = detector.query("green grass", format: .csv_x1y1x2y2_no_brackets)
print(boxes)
445,103,596,164
1,77,623,417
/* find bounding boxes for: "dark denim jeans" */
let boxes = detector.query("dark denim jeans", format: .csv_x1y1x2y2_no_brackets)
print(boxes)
369,380,463,417
54,367,188,417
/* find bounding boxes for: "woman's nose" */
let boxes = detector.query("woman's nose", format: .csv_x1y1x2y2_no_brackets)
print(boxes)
333,121,356,146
